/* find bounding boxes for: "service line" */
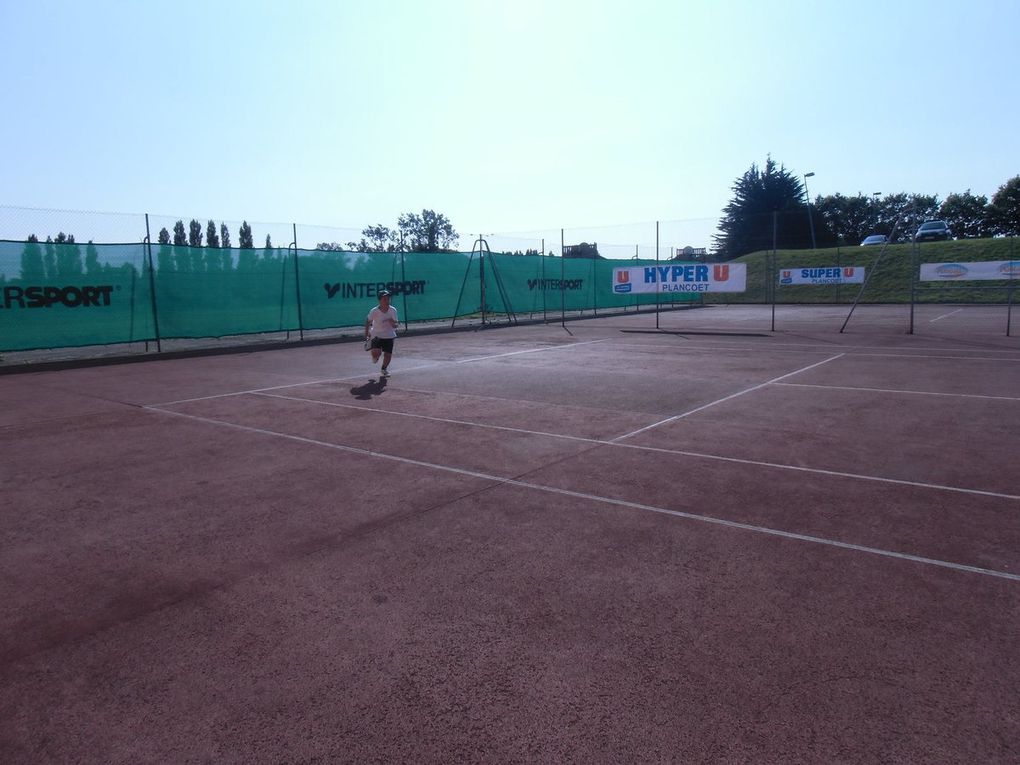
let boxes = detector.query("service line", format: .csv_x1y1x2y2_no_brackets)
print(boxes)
143,404,1020,583
610,353,845,442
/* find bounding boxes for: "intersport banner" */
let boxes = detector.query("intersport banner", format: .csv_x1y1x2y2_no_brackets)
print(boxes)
779,266,865,285
612,263,746,294
919,260,1020,281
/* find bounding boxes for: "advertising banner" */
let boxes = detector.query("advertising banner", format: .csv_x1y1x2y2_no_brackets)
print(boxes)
919,261,1020,281
612,263,746,294
779,266,865,285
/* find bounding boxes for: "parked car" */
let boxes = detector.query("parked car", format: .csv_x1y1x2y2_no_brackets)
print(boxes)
914,220,953,242
860,234,888,246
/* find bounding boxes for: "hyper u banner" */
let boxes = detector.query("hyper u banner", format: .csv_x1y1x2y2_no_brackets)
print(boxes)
612,263,747,294
779,266,865,285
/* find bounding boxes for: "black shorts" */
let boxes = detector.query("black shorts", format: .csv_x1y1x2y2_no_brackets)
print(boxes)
371,337,394,353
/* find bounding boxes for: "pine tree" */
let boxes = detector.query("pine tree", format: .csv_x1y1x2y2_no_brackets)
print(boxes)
238,221,254,249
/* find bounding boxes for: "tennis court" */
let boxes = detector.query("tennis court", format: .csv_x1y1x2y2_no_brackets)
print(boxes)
2,304,1018,763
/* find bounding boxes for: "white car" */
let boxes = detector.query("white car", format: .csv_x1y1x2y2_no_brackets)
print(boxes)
860,234,888,246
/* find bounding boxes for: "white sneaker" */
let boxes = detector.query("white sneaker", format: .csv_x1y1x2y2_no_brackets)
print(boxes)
381,368,390,377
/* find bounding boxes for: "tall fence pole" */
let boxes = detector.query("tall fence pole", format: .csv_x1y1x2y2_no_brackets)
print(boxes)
560,228,565,328
841,213,903,333
1008,236,1015,337
144,214,162,353
292,223,304,341
479,234,487,326
655,221,660,329
771,210,777,332
541,237,546,323
399,250,409,328
908,234,918,335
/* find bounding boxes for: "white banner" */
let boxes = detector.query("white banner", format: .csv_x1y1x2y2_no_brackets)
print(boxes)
920,260,1020,281
779,266,865,285
612,263,746,294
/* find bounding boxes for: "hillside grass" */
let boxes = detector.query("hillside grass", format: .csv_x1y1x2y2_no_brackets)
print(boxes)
704,237,1019,304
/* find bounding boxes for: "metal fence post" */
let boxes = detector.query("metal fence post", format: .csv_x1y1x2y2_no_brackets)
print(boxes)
144,214,162,352
291,223,304,341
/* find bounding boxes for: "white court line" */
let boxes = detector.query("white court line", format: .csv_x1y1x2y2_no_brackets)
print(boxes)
775,381,1020,403
150,367,440,407
253,391,598,444
247,390,1020,502
149,340,603,407
930,308,964,322
618,340,1020,362
142,404,1020,583
611,353,845,442
455,338,608,363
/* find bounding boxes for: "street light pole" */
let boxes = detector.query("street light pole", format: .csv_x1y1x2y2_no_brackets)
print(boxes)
804,171,817,250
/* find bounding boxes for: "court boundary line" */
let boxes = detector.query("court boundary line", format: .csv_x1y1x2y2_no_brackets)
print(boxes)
774,381,1020,402
931,308,964,322
244,390,1020,502
149,339,605,407
611,353,845,442
142,404,1020,583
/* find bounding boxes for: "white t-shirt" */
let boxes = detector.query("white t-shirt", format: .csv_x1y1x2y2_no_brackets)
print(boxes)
367,305,399,339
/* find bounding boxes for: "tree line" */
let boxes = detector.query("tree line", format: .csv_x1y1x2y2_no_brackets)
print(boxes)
316,209,459,253
714,158,1020,259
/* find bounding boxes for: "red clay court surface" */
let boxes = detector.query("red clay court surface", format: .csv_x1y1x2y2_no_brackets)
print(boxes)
2,304,1019,763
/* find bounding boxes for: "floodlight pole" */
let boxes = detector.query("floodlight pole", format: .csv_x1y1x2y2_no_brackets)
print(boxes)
804,172,817,250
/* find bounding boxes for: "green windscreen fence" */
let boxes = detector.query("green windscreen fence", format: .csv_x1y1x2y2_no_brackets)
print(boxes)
1,241,696,352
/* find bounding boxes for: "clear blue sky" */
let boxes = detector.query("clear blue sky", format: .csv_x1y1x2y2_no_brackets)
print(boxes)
2,0,1018,251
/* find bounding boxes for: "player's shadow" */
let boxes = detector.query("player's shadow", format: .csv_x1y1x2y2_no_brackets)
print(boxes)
350,378,388,400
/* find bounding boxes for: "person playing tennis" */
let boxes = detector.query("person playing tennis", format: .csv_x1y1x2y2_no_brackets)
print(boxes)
364,289,399,377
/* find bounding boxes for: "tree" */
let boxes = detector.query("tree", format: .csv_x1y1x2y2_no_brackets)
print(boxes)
188,219,203,248
714,157,815,259
880,193,940,242
265,234,273,249
158,227,171,245
173,220,187,246
396,209,458,251
219,224,233,270
20,235,44,279
988,176,1020,235
815,193,878,246
43,237,56,278
85,242,100,275
238,221,254,249
939,191,989,239
206,220,220,248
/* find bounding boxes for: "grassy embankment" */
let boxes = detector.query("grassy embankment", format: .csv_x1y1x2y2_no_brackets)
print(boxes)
703,237,1018,304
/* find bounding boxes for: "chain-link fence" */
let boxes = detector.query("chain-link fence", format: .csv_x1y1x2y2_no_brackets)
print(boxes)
1,206,1015,358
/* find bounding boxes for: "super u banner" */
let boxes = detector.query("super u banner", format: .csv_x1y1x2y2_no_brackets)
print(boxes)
779,266,865,285
612,263,747,294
